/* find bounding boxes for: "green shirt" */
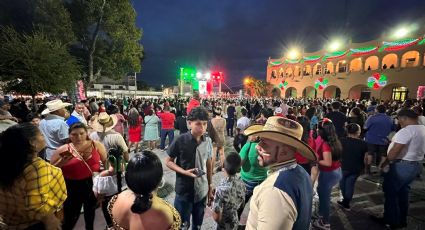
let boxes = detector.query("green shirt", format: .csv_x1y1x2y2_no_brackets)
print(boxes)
239,141,268,182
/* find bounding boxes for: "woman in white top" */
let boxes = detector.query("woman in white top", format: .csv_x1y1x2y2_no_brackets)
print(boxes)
375,109,425,229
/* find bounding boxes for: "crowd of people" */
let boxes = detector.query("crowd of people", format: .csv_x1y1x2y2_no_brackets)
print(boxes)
0,93,424,230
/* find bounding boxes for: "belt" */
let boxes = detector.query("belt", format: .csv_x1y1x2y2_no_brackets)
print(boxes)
393,159,419,164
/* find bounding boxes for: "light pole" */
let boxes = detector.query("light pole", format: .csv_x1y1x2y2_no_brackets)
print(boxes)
218,72,223,95
180,68,184,96
134,72,137,98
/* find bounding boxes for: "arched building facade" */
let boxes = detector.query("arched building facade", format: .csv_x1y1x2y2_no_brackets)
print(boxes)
267,36,425,100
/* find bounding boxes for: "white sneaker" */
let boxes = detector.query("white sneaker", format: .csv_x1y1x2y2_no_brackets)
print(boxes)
312,219,330,230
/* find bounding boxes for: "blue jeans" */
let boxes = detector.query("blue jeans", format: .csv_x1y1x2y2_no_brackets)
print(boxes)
317,168,342,223
174,195,206,230
339,171,359,205
383,161,422,226
160,129,174,149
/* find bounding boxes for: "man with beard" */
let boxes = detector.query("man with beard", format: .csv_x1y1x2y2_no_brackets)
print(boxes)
244,116,316,230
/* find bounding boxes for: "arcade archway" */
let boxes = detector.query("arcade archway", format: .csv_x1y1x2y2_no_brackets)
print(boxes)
348,84,370,100
381,83,408,101
302,86,317,98
323,85,341,98
285,87,297,98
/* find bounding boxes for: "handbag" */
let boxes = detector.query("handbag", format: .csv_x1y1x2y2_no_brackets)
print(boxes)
92,153,126,196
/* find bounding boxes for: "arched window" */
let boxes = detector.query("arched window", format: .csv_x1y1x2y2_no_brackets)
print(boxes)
279,68,284,78
285,67,293,77
336,60,347,73
401,51,420,68
364,56,379,71
313,63,322,75
349,58,362,72
303,65,312,76
382,53,398,69
324,62,333,74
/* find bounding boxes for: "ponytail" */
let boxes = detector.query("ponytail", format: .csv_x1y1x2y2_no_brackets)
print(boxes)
131,193,153,214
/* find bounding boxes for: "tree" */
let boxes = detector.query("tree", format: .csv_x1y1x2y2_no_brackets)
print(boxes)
0,0,75,45
65,0,144,86
245,76,273,97
0,27,80,99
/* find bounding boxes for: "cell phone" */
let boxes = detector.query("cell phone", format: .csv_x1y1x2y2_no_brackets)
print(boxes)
194,168,206,177
59,151,73,158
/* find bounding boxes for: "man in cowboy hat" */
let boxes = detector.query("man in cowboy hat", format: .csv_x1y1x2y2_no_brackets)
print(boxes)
89,112,129,162
244,116,316,230
39,99,72,161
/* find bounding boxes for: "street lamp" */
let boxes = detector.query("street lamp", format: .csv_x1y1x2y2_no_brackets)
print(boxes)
394,27,408,39
244,78,251,85
329,40,342,51
287,49,300,59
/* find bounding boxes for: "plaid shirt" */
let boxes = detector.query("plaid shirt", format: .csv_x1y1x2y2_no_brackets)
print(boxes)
0,157,67,229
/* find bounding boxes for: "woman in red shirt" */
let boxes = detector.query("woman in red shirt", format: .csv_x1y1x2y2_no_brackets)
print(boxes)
128,108,143,153
312,118,343,230
51,122,107,230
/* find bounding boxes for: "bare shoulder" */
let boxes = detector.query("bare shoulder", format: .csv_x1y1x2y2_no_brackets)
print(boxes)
93,140,105,149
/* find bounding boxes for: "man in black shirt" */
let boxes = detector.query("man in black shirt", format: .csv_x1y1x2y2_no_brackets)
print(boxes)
166,107,213,229
226,101,236,137
326,101,347,137
175,110,188,134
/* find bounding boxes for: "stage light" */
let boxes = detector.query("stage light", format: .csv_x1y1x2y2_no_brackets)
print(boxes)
205,72,211,80
196,72,202,79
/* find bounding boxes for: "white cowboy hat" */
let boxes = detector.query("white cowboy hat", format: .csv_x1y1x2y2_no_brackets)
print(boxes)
275,107,283,114
244,116,316,161
90,112,118,133
41,99,72,115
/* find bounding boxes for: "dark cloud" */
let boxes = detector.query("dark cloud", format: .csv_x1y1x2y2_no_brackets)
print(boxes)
133,0,425,87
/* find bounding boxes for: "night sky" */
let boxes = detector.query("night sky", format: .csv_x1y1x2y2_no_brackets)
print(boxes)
132,0,425,88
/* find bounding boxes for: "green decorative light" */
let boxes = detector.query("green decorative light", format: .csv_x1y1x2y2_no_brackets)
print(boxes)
302,55,322,63
418,37,425,45
285,59,300,64
383,38,418,47
269,60,284,66
350,46,378,53
322,51,348,61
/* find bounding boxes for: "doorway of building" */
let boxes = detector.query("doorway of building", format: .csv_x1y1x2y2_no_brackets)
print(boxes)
392,87,408,101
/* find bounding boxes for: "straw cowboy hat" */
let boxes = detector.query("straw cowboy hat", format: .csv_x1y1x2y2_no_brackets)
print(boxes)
41,99,72,115
244,116,316,161
90,112,118,133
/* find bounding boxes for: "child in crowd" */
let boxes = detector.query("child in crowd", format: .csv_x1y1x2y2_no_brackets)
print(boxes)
212,152,246,230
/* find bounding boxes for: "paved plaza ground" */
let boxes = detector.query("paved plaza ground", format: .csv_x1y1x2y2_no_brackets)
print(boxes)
77,135,425,230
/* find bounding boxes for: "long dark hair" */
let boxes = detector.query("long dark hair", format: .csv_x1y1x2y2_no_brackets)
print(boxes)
127,108,140,128
305,107,316,120
296,115,310,143
318,119,342,161
0,123,40,188
125,151,163,214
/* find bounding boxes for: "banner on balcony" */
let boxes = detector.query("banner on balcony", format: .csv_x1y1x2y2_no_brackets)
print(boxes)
417,86,425,99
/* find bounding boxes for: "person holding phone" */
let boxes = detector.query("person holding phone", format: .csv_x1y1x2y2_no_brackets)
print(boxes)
51,122,107,230
166,107,213,230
